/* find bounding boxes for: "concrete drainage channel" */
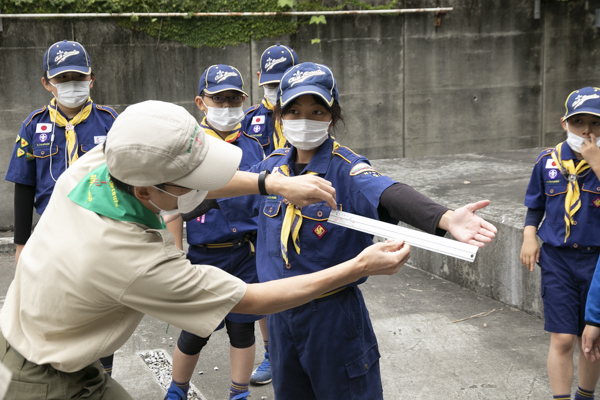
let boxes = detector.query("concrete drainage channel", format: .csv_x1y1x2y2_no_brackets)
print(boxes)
140,349,206,400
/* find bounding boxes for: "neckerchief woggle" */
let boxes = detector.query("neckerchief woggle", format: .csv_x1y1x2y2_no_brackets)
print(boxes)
68,163,166,230
48,98,93,166
549,142,591,242
262,97,287,150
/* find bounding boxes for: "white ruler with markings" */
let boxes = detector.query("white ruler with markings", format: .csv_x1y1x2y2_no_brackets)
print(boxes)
327,210,478,262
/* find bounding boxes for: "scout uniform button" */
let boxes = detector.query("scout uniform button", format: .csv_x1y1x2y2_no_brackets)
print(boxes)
549,189,554,194
573,243,579,248
572,220,577,226
232,228,237,233
285,263,291,270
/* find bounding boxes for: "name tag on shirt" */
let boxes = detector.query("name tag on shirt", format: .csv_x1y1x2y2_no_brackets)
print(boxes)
94,136,107,144
36,123,52,133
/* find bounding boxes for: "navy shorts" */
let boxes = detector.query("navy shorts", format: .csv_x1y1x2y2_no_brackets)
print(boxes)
187,241,263,325
268,286,382,400
539,244,600,335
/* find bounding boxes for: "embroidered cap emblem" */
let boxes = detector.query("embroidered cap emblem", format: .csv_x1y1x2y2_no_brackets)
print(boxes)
313,223,327,239
572,94,600,110
288,69,326,87
54,49,80,65
215,70,238,83
264,56,287,71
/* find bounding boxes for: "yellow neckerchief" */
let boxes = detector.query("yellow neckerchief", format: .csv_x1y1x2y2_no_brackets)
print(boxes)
262,97,287,150
550,142,591,242
278,164,319,263
200,117,241,143
48,98,93,166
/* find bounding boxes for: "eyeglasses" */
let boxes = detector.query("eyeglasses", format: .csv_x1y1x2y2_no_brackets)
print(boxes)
205,95,244,104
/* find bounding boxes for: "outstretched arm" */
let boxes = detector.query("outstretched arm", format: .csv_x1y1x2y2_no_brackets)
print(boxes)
438,200,497,247
232,240,410,315
206,171,336,209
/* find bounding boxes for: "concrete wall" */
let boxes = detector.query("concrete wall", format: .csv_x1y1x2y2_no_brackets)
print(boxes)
1,0,599,229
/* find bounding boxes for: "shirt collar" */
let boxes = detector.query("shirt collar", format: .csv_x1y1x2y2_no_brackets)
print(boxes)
283,136,334,175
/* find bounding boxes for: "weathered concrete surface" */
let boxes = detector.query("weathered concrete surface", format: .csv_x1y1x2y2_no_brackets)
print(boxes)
0,250,558,399
372,147,544,317
2,1,600,228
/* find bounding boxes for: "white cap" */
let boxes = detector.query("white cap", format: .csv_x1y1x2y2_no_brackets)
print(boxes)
105,101,242,190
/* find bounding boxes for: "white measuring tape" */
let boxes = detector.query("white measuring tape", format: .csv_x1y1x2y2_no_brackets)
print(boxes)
327,210,479,262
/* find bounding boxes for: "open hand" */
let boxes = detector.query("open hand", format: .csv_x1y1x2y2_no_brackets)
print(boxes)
583,325,600,362
446,200,497,247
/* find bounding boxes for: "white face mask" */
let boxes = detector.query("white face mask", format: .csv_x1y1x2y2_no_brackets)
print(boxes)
282,119,331,151
50,80,91,108
263,86,279,105
150,186,208,216
565,122,600,153
202,99,244,132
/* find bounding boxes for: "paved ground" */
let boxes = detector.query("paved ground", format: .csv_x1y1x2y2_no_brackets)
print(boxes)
0,147,590,399
0,249,558,400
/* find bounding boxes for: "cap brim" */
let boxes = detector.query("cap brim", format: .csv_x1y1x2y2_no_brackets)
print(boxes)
47,65,92,79
258,73,283,86
203,84,248,97
171,134,243,191
280,85,334,107
563,109,600,121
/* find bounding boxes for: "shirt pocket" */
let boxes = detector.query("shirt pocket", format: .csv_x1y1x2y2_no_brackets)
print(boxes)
582,183,600,208
263,200,282,257
33,145,58,159
544,182,567,197
80,143,100,153
298,202,340,262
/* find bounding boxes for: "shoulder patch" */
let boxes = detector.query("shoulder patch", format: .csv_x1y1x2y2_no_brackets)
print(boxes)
244,104,260,116
95,105,118,119
23,106,47,127
15,134,21,143
17,148,25,158
350,162,380,176
20,138,29,148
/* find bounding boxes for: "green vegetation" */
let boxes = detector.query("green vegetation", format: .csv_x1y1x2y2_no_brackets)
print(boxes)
2,0,400,48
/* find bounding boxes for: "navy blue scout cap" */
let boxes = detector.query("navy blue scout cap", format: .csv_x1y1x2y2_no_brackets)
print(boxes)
279,62,339,107
562,87,600,121
43,40,92,79
258,44,299,86
198,65,248,96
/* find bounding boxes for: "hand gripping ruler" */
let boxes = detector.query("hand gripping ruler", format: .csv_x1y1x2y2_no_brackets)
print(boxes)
327,210,479,262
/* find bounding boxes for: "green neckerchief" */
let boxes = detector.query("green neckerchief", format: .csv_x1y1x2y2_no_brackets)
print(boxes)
68,164,166,230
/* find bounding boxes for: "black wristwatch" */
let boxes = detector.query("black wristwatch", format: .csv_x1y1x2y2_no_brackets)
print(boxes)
258,169,271,196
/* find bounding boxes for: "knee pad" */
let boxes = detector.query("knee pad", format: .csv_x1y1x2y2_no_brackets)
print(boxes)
177,330,210,355
226,320,256,349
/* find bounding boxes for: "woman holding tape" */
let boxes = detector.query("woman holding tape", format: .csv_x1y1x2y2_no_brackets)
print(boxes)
198,62,497,399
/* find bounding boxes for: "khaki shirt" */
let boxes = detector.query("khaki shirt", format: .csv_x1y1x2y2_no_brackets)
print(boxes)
0,145,246,372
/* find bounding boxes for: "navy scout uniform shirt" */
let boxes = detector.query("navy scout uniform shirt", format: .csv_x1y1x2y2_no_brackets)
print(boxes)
525,142,600,248
185,117,264,245
5,103,118,215
242,97,288,156
218,137,396,284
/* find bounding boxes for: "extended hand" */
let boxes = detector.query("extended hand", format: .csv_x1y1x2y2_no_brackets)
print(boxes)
357,240,411,276
583,325,600,362
446,200,497,247
266,173,337,208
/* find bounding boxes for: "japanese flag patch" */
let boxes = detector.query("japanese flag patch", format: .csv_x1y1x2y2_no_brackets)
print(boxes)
350,163,380,176
252,116,265,125
545,159,559,169
36,123,52,133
